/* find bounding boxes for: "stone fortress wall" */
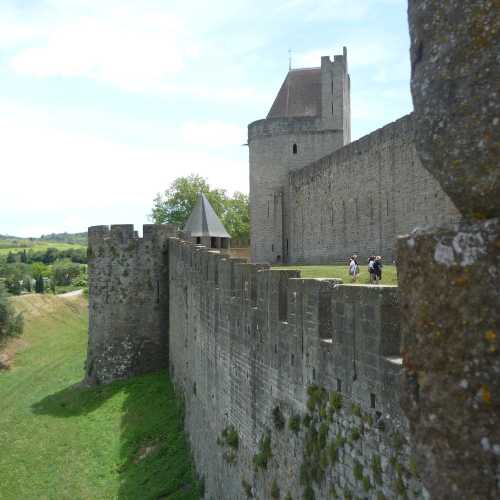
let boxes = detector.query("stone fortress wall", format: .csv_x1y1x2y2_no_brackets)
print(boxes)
168,236,425,499
248,48,461,265
85,224,426,498
287,114,461,263
85,224,178,385
249,117,345,264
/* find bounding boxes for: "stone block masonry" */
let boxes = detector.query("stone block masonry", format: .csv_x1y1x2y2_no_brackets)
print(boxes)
168,236,425,499
85,224,178,385
288,114,461,264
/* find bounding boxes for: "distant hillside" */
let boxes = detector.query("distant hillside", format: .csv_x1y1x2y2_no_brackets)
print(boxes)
0,234,24,240
0,232,87,247
40,232,88,245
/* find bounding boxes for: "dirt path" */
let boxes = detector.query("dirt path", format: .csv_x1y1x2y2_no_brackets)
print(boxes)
59,289,84,297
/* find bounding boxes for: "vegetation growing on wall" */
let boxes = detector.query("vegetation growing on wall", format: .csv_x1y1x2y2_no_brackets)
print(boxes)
262,384,420,500
217,424,240,464
253,431,272,469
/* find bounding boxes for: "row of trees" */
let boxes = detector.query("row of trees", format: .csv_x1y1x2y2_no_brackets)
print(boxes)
5,246,87,265
150,175,250,244
0,258,87,295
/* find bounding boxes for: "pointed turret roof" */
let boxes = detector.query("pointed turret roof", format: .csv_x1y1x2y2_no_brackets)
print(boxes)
267,67,321,119
183,193,231,239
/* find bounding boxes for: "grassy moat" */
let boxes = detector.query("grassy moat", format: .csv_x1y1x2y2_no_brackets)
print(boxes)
273,264,398,285
0,294,200,500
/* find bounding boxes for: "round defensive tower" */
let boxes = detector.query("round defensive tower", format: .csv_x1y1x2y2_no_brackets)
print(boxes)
248,48,351,264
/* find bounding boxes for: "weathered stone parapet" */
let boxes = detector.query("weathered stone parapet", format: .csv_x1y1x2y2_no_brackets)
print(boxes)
168,236,423,499
402,1,500,496
409,0,500,219
397,218,500,498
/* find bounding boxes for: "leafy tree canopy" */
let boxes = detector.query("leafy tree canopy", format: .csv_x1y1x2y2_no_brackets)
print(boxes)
151,174,249,243
0,281,23,341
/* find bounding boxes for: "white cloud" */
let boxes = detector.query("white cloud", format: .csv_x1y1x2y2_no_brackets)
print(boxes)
8,4,198,93
0,101,248,234
180,120,246,148
281,0,370,22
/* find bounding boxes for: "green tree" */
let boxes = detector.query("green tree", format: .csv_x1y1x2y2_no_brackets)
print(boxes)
151,174,250,242
151,174,227,228
0,281,24,342
31,262,49,280
35,276,45,294
52,260,83,286
4,265,24,295
6,252,16,264
23,276,32,293
223,192,250,243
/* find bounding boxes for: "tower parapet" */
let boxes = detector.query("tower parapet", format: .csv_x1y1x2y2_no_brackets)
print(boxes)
85,223,178,385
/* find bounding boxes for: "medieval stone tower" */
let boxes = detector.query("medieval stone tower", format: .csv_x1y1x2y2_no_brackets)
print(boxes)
85,224,178,385
248,48,351,264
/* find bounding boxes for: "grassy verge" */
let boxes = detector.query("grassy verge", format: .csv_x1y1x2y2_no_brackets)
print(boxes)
0,294,200,500
272,264,398,285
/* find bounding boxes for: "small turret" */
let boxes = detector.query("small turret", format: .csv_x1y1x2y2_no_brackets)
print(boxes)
183,194,231,250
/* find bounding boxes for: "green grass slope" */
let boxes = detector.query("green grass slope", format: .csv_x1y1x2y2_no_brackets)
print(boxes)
0,294,200,500
272,264,398,285
0,241,86,256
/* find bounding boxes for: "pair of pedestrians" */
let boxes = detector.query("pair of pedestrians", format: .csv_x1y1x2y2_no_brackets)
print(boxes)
368,256,383,283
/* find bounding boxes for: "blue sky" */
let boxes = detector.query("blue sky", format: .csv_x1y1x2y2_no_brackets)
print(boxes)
0,0,412,237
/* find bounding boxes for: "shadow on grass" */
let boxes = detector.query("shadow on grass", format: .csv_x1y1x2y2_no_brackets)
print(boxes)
32,372,201,500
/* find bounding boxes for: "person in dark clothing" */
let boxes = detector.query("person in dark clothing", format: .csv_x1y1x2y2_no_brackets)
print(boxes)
368,256,375,283
373,256,383,283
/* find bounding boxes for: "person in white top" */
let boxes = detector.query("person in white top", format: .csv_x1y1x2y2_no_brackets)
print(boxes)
348,255,359,283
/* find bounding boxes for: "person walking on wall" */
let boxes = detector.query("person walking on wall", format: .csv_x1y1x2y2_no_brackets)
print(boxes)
348,255,360,283
373,256,383,283
368,256,375,284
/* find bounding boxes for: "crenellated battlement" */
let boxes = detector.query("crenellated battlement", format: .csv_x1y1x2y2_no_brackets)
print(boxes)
168,236,401,412
85,223,179,385
88,223,179,247
166,236,419,499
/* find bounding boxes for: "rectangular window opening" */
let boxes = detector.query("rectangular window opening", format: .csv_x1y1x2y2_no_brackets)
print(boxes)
336,378,342,392
370,393,376,409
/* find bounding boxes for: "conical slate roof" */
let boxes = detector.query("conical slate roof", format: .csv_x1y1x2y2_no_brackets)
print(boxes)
183,193,231,239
